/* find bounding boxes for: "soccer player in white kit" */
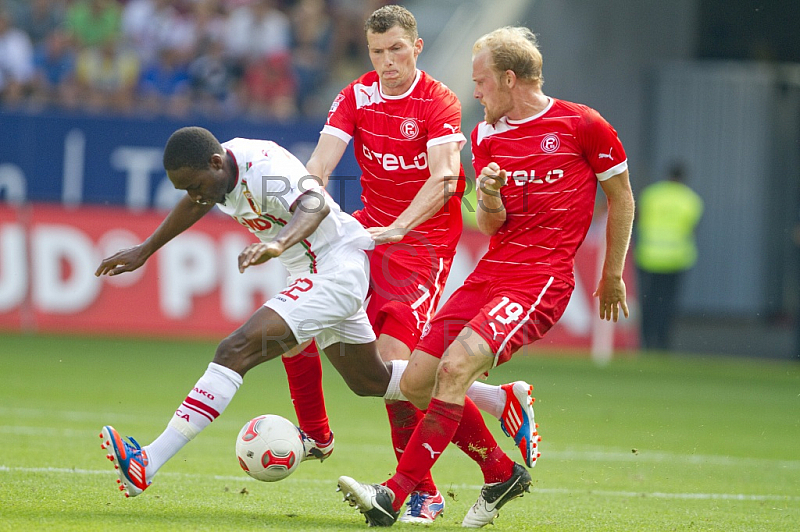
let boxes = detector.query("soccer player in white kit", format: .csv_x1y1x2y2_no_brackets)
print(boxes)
94,126,408,500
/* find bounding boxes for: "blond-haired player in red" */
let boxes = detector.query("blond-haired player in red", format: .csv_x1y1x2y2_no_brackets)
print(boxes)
282,6,537,525
338,26,635,528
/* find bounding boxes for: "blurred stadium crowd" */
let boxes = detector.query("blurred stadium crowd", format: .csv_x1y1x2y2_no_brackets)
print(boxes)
0,0,393,121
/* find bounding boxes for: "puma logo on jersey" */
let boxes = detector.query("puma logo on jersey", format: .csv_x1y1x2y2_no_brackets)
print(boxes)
489,322,505,340
422,443,442,460
599,147,614,160
443,123,458,134
353,82,383,108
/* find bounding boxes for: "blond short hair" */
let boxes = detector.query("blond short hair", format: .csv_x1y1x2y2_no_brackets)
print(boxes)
473,27,543,86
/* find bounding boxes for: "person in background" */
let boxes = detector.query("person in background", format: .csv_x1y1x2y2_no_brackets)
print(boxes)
0,7,34,106
635,162,703,351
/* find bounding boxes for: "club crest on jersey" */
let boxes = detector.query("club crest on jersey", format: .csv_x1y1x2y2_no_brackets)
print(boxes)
541,133,560,153
328,93,345,115
400,118,419,139
241,182,261,215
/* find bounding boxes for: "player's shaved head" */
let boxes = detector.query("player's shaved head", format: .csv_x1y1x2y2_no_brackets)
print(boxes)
474,26,544,87
163,126,224,171
365,4,418,43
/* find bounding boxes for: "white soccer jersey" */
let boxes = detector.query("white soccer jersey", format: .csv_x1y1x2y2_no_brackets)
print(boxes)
216,138,373,276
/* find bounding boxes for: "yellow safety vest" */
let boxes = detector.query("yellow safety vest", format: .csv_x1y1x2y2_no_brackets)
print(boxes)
635,181,703,273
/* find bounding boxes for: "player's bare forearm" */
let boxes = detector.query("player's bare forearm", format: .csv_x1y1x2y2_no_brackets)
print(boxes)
306,133,347,187
594,171,635,321
239,190,330,272
143,196,214,254
475,163,507,236
390,174,458,232
386,142,462,236
95,195,212,276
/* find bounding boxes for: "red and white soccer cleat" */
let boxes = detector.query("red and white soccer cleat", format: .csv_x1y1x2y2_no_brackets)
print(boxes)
398,490,445,525
499,381,541,468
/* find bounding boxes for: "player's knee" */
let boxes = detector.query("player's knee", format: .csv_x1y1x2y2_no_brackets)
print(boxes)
213,332,256,374
399,378,430,410
435,358,473,391
345,374,386,397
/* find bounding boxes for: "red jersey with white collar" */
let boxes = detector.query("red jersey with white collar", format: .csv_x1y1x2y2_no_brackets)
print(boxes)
322,69,466,254
471,98,627,284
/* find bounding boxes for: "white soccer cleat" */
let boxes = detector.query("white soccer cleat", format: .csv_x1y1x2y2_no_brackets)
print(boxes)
462,463,531,528
337,475,398,527
300,430,334,462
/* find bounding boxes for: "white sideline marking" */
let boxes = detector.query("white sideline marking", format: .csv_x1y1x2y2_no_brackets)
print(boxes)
1,466,798,502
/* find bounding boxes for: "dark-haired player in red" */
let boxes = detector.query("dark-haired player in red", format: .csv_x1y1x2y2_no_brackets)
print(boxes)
338,25,635,528
282,6,537,525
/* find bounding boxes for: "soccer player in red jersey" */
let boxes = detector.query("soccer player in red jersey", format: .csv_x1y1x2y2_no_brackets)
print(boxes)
337,26,636,527
281,6,536,524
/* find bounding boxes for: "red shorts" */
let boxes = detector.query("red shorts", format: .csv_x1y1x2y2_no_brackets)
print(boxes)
364,243,453,351
415,273,572,367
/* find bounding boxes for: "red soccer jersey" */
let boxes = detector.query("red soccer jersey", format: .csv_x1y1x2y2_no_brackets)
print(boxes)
322,69,466,255
470,98,628,284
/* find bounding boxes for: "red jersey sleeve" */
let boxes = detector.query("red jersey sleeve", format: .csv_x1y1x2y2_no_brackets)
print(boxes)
424,83,465,149
576,107,628,180
323,85,357,142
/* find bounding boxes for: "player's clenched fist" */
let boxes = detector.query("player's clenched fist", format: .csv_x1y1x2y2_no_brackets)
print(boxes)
478,162,507,195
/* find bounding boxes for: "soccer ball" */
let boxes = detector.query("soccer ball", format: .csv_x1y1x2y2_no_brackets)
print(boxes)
235,414,304,482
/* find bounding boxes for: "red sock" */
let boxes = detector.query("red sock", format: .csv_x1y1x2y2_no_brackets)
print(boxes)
385,401,437,494
282,341,330,442
386,398,463,511
452,397,514,484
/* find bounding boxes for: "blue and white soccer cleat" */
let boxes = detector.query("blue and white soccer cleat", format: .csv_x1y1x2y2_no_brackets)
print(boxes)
500,381,541,468
100,425,151,497
398,490,445,525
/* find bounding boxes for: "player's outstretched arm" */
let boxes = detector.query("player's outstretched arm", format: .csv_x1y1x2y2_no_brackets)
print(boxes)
593,169,635,321
369,141,462,245
475,162,507,236
95,195,214,277
238,189,331,272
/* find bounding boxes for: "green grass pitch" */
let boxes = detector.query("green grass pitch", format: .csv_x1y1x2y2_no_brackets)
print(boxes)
1,332,798,531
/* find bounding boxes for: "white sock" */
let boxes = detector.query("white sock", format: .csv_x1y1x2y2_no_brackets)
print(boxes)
466,381,506,419
144,362,243,477
383,359,408,401
385,359,507,417
142,426,189,480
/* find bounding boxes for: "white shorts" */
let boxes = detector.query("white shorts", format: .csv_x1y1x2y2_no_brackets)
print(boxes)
264,255,376,349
